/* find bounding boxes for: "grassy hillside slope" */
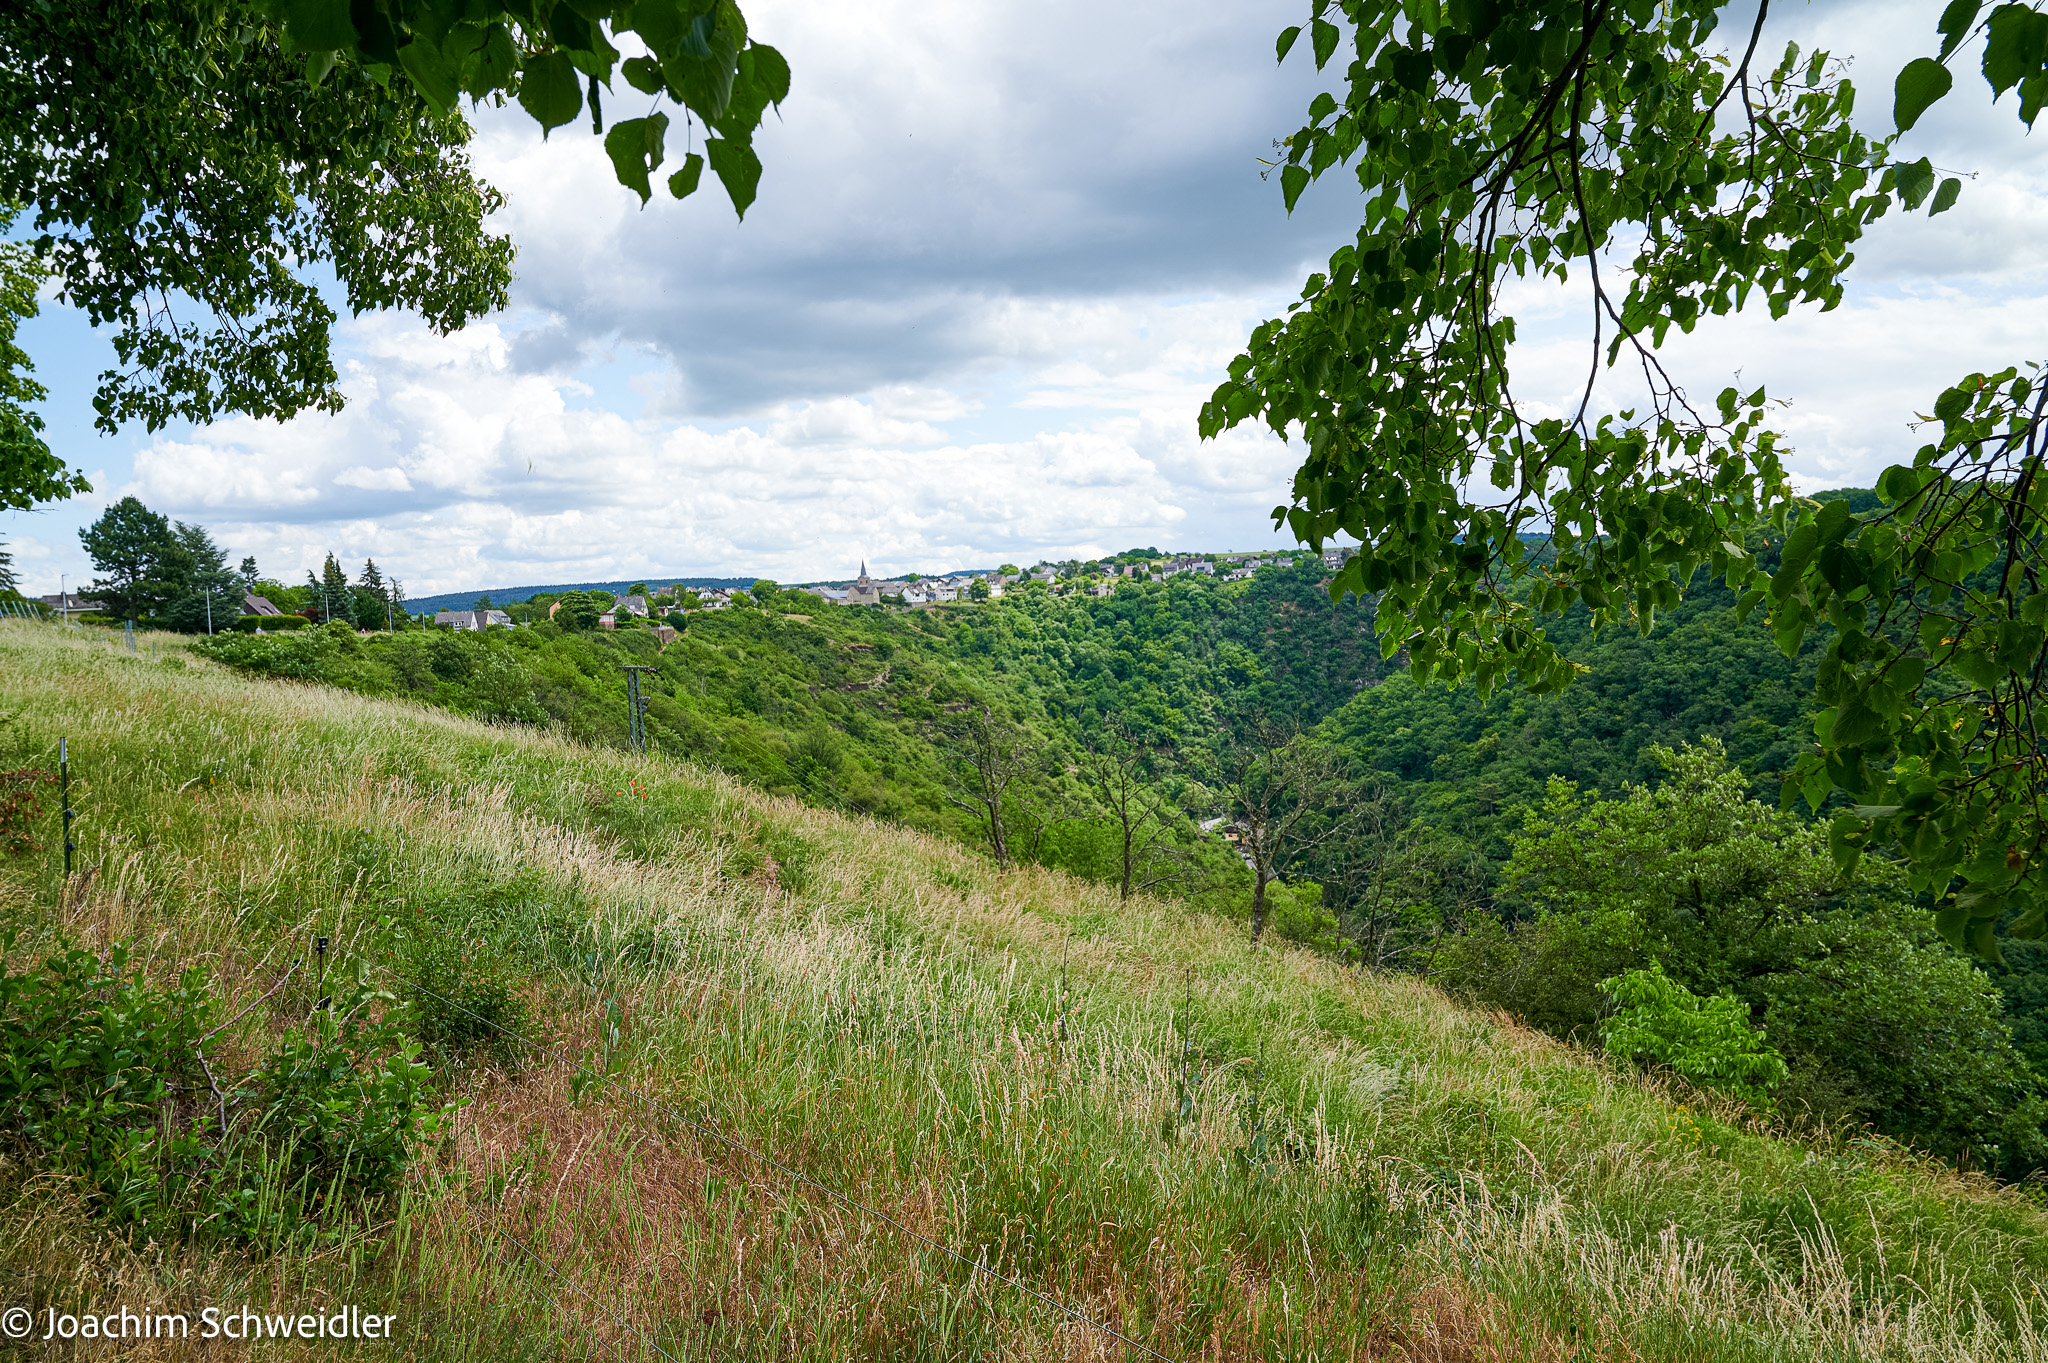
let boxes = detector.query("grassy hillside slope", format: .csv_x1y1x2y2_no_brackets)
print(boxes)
4,622,2047,1361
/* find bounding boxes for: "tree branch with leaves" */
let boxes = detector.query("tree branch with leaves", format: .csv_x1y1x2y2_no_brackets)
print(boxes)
1211,0,2048,954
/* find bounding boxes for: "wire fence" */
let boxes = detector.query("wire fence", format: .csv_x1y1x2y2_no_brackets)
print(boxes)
24,673,1188,1360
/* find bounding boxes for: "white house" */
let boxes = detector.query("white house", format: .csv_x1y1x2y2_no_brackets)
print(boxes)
436,608,510,630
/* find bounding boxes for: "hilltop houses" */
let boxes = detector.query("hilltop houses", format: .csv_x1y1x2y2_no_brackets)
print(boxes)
435,608,511,630
38,591,105,619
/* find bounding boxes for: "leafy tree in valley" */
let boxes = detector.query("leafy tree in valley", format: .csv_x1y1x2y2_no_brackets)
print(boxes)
1320,550,1825,870
552,591,601,632
1080,721,1188,901
1598,963,1791,1108
1308,783,1461,971
944,706,1051,869
1207,0,2048,949
1216,721,1357,942
80,497,189,620
1439,741,2048,1172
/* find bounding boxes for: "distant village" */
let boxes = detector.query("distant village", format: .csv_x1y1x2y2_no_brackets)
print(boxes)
30,545,1360,636
416,547,1361,632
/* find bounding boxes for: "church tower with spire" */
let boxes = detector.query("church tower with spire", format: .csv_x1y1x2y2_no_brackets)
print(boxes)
847,561,881,607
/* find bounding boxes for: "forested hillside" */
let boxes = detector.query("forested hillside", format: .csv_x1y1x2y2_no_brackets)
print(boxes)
176,496,2048,1180
194,561,1380,838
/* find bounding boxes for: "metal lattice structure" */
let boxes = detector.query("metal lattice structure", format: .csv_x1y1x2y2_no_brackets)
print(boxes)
620,665,656,756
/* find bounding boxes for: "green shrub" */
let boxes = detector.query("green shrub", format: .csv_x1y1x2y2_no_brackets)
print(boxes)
1266,878,1343,954
247,986,437,1203
390,881,543,1063
1599,963,1789,1106
195,629,339,679
1441,741,2048,1170
0,935,445,1246
0,938,211,1225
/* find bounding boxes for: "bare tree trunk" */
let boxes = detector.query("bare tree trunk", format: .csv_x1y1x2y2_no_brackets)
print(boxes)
945,705,1034,868
1120,809,1136,901
1251,863,1270,941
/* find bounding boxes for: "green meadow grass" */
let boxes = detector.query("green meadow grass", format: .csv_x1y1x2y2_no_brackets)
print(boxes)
3,619,2047,1361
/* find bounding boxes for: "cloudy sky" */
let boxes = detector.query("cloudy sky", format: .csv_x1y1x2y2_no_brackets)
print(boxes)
5,0,2045,596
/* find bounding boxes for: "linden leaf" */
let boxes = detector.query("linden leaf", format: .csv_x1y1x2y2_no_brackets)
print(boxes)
283,0,355,52
706,136,761,218
622,55,666,95
668,152,706,199
1894,156,1936,209
1938,0,1983,59
1894,57,1953,131
1984,3,2048,96
397,38,459,114
1311,17,1341,69
604,114,669,204
518,52,584,136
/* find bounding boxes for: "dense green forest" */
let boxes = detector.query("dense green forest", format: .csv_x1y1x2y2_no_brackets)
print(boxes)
80,484,2048,1179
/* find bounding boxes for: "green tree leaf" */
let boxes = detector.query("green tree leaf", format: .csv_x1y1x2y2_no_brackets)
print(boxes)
1984,3,2048,97
461,24,520,97
604,114,669,204
1830,703,1885,748
1277,24,1303,62
518,52,584,135
1895,156,1937,209
749,42,791,105
1310,17,1341,69
622,55,666,95
282,0,356,52
668,151,706,199
1893,56,1953,131
1939,0,1983,58
706,135,761,218
1280,163,1310,213
397,37,459,114
1931,176,1963,215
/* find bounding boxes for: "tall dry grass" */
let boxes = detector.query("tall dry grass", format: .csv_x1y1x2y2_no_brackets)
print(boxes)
2,620,2046,1361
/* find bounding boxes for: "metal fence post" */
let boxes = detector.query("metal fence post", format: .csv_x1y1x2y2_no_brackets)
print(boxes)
59,737,73,877
620,665,656,755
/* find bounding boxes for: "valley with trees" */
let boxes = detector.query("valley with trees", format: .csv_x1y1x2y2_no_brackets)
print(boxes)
4,0,2048,1356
